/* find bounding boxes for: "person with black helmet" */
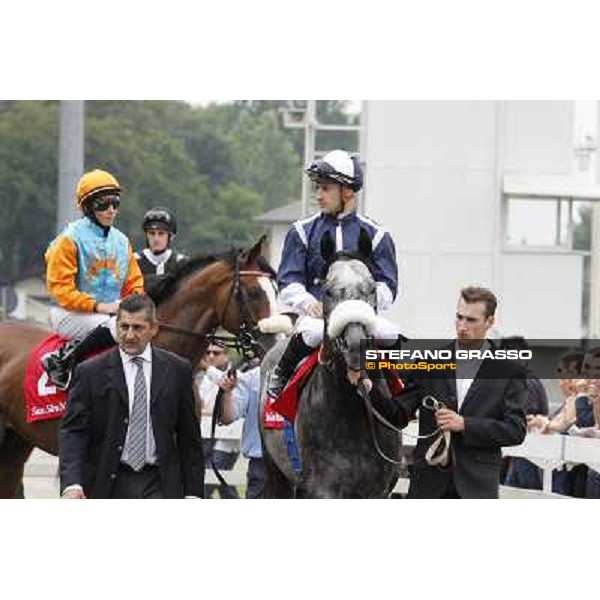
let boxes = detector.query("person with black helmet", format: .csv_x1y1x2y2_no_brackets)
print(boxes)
135,207,188,298
266,149,400,401
43,169,144,389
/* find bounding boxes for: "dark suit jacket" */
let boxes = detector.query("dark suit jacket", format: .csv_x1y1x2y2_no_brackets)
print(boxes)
371,350,527,498
59,346,205,499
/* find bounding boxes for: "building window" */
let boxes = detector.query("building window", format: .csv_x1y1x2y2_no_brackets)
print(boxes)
504,196,591,251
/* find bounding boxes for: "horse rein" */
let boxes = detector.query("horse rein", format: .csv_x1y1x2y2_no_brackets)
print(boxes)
216,252,277,362
356,380,406,466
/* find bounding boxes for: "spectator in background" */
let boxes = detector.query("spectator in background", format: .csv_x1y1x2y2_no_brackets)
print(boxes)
528,350,583,435
528,350,585,495
196,341,240,499
501,336,549,490
574,347,600,498
218,365,264,499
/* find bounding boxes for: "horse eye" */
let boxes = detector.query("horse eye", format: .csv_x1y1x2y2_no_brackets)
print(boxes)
247,287,262,299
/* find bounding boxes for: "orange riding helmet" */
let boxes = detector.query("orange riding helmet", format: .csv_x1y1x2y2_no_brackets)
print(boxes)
76,169,121,209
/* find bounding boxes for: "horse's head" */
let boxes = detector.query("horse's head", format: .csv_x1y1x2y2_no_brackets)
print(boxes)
320,228,377,373
154,236,282,364
217,235,282,359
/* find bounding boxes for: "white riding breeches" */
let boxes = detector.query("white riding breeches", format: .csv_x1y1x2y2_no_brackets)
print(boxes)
49,307,117,341
296,314,400,348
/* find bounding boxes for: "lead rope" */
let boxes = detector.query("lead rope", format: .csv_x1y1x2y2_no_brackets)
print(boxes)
400,395,451,468
357,383,451,469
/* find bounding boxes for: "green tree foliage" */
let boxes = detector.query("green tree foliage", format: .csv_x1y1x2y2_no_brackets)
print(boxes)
229,110,299,211
85,101,210,253
195,183,264,249
0,100,358,281
573,204,591,251
0,101,58,280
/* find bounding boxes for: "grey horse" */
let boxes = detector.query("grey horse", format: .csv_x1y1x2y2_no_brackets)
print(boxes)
259,231,402,498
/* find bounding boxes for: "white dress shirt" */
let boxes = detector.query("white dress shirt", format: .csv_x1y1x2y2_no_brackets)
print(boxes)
455,340,489,410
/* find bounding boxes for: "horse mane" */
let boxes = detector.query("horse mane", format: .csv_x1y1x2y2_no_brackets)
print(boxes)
257,255,277,279
148,248,277,305
149,249,236,305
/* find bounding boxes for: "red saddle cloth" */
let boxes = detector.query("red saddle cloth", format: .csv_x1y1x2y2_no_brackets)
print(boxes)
266,349,406,425
23,334,109,423
268,349,321,423
24,334,69,423
262,402,285,430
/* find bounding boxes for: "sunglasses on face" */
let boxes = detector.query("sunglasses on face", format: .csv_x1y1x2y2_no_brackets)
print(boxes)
93,196,121,212
206,350,224,356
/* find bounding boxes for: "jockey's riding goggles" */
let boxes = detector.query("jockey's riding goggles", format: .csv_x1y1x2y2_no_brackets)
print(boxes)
92,196,121,212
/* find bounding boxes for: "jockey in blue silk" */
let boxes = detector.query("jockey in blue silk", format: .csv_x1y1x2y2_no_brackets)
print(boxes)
266,149,401,401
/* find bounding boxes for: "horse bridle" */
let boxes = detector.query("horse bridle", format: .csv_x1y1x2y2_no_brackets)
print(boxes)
211,252,276,363
159,252,275,364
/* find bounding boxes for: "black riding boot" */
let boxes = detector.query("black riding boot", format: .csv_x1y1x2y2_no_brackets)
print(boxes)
382,333,409,351
42,325,116,390
266,332,313,400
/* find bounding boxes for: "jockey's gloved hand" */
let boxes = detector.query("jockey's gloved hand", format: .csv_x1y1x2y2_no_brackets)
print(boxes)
306,301,323,318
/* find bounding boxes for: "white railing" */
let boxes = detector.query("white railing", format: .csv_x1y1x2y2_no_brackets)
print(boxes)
501,433,565,494
201,417,248,486
402,421,600,496
502,432,600,494
24,418,600,497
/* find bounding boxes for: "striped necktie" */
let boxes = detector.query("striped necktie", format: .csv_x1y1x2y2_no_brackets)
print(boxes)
128,356,148,471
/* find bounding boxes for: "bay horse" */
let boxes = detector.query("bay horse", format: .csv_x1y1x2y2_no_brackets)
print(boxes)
0,236,278,498
259,230,402,498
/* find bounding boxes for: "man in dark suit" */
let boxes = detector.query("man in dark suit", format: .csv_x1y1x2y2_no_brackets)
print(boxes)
59,292,204,499
369,286,527,498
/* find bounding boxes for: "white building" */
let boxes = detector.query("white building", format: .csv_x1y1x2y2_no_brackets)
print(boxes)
362,101,600,340
259,101,600,344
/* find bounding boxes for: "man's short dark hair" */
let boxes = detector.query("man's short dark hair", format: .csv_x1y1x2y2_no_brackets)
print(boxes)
499,336,529,352
585,345,600,361
460,286,497,318
557,350,584,376
117,293,157,324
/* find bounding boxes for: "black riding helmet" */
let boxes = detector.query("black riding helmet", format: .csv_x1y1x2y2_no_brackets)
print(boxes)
142,207,177,235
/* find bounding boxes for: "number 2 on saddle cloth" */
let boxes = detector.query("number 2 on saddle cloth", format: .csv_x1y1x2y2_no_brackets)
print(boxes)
23,333,106,423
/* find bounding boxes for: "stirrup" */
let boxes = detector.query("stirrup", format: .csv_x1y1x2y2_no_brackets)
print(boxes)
266,367,290,401
44,365,72,391
42,347,74,391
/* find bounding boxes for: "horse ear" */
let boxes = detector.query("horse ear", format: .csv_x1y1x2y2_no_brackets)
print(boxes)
358,227,372,260
241,234,267,265
320,231,336,263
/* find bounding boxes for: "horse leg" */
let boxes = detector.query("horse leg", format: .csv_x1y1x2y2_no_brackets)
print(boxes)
0,428,34,499
262,444,295,499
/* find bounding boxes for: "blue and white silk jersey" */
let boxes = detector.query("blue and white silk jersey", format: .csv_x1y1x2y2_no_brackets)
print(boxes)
277,211,398,313
45,216,143,312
